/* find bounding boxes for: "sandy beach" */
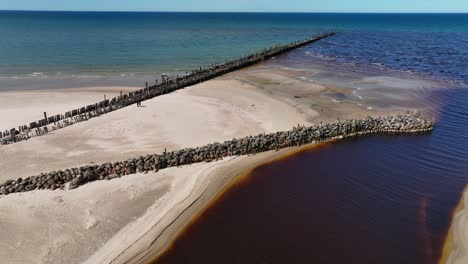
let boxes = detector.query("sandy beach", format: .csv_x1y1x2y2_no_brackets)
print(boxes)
0,86,140,132
0,65,436,263
0,149,308,264
0,66,402,182
440,187,468,264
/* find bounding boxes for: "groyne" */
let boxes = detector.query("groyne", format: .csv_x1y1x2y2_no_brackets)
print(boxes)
0,32,335,145
0,114,434,195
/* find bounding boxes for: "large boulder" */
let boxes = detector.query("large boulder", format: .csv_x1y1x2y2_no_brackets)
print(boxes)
69,174,85,190
84,169,98,182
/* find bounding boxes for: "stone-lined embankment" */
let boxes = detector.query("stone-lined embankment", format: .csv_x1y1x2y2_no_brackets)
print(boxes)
0,114,434,195
0,32,335,145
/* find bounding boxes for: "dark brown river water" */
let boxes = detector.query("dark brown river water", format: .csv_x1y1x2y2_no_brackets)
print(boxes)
153,88,468,264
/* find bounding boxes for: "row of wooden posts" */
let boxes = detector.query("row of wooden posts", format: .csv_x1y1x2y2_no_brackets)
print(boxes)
0,32,336,145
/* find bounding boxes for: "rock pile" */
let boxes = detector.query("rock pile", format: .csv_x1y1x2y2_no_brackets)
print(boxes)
0,114,434,195
1,32,336,145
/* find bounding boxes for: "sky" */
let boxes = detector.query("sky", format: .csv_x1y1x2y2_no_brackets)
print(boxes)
1,0,468,13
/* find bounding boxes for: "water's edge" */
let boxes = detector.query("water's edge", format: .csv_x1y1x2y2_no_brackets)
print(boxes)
439,186,468,264
147,143,326,264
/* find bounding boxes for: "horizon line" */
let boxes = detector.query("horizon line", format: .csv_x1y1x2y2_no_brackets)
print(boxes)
1,10,468,14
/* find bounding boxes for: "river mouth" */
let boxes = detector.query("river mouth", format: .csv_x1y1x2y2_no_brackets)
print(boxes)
152,85,468,264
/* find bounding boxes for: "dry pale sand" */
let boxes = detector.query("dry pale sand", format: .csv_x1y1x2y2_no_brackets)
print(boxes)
0,86,139,132
0,75,319,182
0,66,423,264
440,187,468,264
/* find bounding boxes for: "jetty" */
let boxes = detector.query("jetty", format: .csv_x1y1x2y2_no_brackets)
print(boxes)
0,114,434,195
0,32,335,145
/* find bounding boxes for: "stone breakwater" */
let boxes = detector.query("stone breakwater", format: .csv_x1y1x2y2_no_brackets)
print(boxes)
0,114,434,195
0,32,335,145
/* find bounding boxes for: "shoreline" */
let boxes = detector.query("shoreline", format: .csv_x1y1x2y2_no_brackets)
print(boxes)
142,143,325,264
1,33,335,145
440,186,468,264
0,65,406,183
98,146,312,264
0,66,325,263
0,63,440,264
0,112,434,263
142,124,434,263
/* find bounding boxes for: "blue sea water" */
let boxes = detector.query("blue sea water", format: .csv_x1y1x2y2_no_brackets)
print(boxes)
0,11,467,89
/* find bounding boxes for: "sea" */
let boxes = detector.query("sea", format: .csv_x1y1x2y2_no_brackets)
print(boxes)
1,11,467,264
1,12,467,89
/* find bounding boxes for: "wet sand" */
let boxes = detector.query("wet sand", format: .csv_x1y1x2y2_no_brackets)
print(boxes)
0,65,438,263
440,186,468,264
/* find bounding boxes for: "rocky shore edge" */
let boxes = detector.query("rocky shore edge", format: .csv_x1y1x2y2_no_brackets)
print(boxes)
0,114,434,196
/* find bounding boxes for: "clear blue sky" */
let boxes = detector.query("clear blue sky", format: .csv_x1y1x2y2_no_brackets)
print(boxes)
1,0,468,13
